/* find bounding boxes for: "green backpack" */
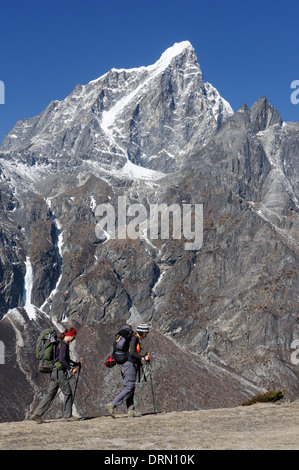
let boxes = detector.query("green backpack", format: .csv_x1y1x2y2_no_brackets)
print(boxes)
36,329,60,373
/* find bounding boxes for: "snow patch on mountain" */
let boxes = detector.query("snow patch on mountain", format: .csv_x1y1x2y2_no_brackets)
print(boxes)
22,257,37,320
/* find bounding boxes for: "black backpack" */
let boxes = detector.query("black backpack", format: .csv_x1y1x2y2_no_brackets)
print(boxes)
104,324,134,368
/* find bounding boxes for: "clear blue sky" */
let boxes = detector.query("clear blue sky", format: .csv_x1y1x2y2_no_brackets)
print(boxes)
0,0,298,144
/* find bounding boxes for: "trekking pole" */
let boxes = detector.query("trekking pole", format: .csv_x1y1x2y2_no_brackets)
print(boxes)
133,361,148,415
148,362,156,414
72,363,82,403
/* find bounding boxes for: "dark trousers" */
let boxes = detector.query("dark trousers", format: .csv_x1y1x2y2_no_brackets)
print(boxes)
34,369,73,418
112,361,138,410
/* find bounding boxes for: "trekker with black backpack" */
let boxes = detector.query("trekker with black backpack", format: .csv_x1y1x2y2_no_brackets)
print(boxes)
106,323,150,418
104,323,134,367
32,328,82,424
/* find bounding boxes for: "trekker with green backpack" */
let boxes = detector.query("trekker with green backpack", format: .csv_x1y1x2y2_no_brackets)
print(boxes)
32,327,82,423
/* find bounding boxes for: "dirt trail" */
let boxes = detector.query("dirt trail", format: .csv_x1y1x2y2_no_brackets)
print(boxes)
1,401,299,450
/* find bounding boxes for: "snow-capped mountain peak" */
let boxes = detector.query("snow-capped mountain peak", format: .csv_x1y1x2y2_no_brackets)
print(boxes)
1,41,233,175
148,40,194,72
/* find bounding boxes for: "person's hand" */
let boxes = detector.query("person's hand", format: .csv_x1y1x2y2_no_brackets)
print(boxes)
72,367,78,375
143,352,150,362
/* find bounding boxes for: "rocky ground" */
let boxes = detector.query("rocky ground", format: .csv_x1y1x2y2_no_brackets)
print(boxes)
1,400,299,451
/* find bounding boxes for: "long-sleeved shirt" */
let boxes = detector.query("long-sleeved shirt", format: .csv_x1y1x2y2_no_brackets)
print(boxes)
127,335,143,366
56,341,76,371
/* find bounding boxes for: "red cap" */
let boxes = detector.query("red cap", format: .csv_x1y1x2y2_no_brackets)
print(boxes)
64,328,77,337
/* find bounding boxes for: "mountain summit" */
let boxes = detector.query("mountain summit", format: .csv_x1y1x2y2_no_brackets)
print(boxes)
1,41,233,174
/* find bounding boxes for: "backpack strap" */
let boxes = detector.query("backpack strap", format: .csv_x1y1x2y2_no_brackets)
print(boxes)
39,338,46,361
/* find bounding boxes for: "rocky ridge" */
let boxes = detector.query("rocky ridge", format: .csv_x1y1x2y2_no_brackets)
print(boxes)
0,307,264,423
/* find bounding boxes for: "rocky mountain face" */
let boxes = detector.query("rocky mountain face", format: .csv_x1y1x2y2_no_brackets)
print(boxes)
0,41,298,422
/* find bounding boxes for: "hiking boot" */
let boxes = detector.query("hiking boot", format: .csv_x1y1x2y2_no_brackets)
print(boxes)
128,409,142,418
62,416,80,422
106,402,116,418
31,415,46,424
